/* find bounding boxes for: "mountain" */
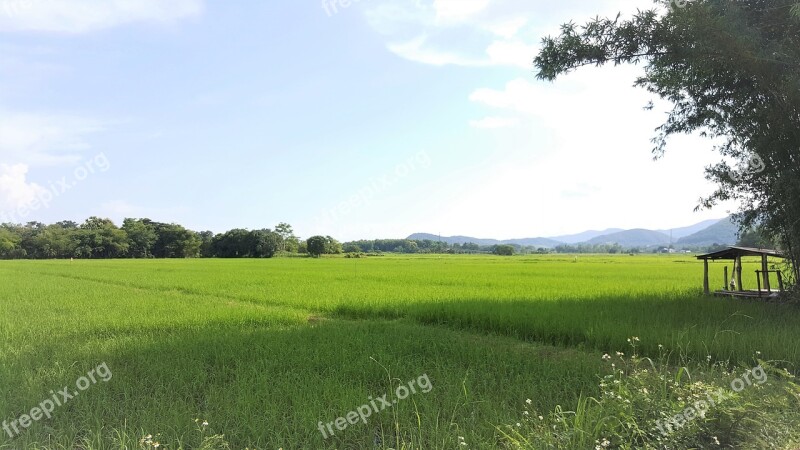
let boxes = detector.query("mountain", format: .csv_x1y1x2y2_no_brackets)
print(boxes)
586,229,671,247
503,237,563,247
406,233,502,246
406,233,561,248
657,218,725,239
676,217,738,246
407,217,738,249
549,228,624,244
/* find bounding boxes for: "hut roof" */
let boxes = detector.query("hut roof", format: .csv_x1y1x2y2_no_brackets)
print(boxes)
696,246,785,260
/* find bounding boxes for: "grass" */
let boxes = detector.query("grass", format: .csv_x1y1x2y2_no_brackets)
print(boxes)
0,254,798,449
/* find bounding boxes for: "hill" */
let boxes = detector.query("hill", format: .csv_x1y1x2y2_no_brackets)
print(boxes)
676,217,738,246
586,229,671,247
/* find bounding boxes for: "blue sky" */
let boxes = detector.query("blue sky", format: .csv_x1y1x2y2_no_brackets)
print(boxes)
0,0,733,241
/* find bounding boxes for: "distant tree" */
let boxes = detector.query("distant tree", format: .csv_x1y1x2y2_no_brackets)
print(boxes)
0,226,23,259
250,229,282,258
737,228,775,249
211,228,252,258
122,218,158,258
197,231,215,257
494,245,515,256
75,217,129,258
307,235,327,257
274,222,296,252
34,224,78,258
150,222,200,258
343,243,362,253
324,236,343,255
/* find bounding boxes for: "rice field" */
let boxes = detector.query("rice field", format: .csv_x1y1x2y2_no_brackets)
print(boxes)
1,255,798,449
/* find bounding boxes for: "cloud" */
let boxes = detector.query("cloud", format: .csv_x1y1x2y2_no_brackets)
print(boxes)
0,163,47,213
368,0,655,68
0,0,203,33
0,111,105,166
387,35,486,66
469,116,520,129
433,0,491,23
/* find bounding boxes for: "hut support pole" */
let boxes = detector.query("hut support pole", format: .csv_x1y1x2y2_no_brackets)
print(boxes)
724,266,729,291
736,256,743,291
703,259,710,295
761,255,771,292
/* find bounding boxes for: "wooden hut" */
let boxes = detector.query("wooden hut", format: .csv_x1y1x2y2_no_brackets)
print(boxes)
696,246,786,298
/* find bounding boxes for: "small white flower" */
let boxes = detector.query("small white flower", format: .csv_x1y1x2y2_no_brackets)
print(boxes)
525,398,532,405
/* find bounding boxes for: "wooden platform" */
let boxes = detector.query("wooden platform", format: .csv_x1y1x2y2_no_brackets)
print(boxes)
713,290,780,299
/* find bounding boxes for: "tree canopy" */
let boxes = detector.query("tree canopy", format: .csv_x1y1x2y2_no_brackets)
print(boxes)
535,0,800,282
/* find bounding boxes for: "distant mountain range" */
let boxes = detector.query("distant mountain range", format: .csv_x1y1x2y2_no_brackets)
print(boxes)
408,217,739,248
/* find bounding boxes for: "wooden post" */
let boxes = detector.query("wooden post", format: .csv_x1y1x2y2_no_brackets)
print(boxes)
756,270,762,297
761,255,771,292
703,258,710,295
777,271,785,291
724,266,729,290
736,256,743,291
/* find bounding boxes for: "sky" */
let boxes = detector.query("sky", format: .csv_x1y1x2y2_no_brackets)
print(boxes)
0,0,736,241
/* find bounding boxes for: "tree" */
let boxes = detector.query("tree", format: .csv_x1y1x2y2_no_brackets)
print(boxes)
211,229,252,258
150,222,200,258
122,218,157,258
75,217,129,258
307,235,327,257
274,222,297,252
324,236,343,255
494,245,515,256
250,229,281,258
535,0,800,282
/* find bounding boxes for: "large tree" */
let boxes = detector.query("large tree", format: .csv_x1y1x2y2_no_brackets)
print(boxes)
535,0,800,282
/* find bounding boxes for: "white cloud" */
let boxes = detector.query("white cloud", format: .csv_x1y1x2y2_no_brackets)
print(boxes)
0,0,203,33
469,116,520,129
368,0,656,68
433,0,490,23
387,35,485,66
485,40,537,68
0,111,105,166
485,17,528,39
0,163,47,213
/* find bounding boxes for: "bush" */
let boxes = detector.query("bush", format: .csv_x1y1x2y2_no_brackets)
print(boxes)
501,339,800,449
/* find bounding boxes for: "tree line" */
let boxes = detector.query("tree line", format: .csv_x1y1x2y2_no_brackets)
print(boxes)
0,218,344,259
0,218,770,260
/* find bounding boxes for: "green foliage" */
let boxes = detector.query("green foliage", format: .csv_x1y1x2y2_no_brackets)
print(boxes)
535,0,800,283
494,244,515,256
502,341,800,449
0,219,305,260
306,235,327,257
